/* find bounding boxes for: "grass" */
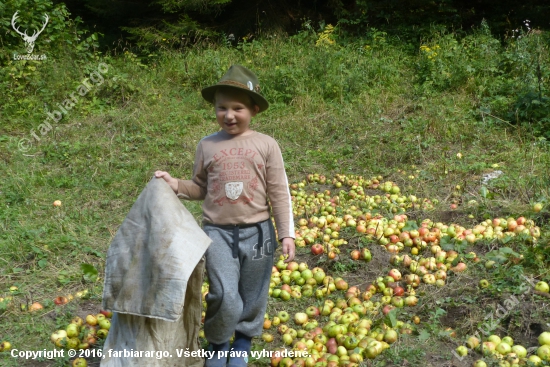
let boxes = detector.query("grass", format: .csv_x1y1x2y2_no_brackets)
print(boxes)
1,24,550,366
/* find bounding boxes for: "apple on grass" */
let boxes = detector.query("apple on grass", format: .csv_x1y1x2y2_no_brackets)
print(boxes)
455,345,468,357
0,341,12,352
72,358,87,367
479,279,490,289
277,311,290,323
535,281,549,294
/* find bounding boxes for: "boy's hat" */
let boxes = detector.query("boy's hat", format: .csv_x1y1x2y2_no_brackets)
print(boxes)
201,65,269,112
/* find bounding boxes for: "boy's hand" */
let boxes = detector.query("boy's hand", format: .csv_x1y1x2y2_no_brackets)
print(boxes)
154,170,179,193
281,237,295,262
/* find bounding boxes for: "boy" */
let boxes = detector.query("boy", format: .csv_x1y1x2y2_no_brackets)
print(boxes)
155,64,295,367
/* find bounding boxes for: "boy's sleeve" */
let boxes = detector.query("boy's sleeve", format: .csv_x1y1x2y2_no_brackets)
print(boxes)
266,140,295,240
177,142,207,200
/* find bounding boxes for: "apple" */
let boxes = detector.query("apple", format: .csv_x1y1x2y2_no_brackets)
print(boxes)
384,329,398,344
53,200,62,207
487,335,501,345
100,310,113,318
29,302,44,312
501,336,513,346
86,314,98,326
404,295,418,307
66,337,79,349
262,333,274,342
294,312,308,325
279,290,291,301
539,332,550,346
54,296,68,306
277,311,290,323
72,357,87,367
306,306,320,319
473,361,487,367
0,341,12,352
98,319,111,330
71,316,84,327
388,269,401,281
66,323,80,338
534,203,543,212
479,279,490,288
96,329,109,339
466,336,480,349
272,316,280,326
511,345,527,358
529,355,543,365
311,244,324,255
361,248,372,262
496,341,512,355
535,281,550,293
51,329,68,344
282,333,293,346
455,345,468,356
537,344,550,361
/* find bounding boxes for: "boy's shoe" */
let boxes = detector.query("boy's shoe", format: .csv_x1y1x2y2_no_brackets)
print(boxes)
228,331,251,367
205,341,229,367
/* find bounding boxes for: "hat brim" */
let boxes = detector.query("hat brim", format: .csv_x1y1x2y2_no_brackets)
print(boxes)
201,85,269,113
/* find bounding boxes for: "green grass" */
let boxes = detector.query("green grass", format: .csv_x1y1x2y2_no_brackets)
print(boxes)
1,25,550,366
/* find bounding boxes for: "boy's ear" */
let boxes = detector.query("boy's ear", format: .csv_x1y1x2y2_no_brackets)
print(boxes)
253,104,260,115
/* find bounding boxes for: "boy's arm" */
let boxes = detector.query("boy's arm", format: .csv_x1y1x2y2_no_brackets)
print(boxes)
265,140,295,243
176,141,207,200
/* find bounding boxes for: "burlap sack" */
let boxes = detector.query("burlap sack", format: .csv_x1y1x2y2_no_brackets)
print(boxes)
100,177,210,367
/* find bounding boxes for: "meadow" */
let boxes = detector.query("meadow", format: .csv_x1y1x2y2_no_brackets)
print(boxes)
1,19,550,367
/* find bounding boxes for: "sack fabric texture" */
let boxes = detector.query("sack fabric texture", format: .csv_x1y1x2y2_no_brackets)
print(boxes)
100,177,211,367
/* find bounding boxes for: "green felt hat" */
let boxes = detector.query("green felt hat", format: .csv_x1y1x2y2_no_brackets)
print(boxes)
201,65,269,112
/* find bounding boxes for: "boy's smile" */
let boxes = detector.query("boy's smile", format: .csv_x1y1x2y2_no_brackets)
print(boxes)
215,89,259,136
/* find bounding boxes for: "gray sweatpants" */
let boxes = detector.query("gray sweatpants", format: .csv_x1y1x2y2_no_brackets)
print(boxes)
202,220,275,344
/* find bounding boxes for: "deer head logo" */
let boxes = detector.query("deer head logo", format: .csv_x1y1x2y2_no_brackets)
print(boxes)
11,11,49,54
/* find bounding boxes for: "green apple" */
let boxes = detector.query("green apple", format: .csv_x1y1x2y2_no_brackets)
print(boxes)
535,281,549,293
277,311,290,323
538,344,550,361
72,357,87,367
528,355,543,366
96,329,109,339
539,331,550,346
479,279,490,289
66,323,80,338
98,319,111,330
455,346,468,356
511,345,527,358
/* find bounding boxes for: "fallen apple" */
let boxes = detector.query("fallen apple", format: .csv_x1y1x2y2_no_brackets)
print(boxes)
535,281,549,294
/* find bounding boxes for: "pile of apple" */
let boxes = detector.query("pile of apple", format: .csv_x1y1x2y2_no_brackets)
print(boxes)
268,261,352,301
50,310,112,350
291,174,542,259
259,295,417,366
457,331,550,366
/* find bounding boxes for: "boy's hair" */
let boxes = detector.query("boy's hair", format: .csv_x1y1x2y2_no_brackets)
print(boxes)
213,86,258,109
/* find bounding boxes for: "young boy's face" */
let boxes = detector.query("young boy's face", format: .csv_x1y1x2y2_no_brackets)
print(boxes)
214,88,259,136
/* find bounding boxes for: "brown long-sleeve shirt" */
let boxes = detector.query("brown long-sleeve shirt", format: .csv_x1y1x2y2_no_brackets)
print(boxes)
177,130,295,240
